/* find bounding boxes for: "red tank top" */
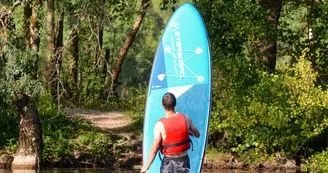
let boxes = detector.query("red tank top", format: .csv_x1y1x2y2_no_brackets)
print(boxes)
160,113,190,155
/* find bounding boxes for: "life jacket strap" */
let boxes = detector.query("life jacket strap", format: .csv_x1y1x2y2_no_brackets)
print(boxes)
161,138,191,149
158,138,194,161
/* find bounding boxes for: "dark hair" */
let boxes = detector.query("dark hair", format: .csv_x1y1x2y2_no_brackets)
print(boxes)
162,92,176,110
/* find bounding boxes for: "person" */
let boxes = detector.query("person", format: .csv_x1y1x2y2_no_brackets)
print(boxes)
141,92,200,173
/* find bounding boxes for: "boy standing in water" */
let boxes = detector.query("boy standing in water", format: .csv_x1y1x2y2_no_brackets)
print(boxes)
141,92,200,173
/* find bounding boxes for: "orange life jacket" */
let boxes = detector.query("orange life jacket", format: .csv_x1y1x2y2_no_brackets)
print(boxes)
160,113,190,155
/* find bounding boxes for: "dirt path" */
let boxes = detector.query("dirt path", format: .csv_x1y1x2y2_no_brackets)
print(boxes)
64,108,142,169
64,108,133,130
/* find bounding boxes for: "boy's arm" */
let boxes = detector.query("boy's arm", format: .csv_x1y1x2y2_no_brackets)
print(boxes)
140,122,162,172
186,116,200,138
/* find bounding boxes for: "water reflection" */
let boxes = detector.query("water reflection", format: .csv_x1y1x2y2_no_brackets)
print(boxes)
0,168,299,173
1,168,139,173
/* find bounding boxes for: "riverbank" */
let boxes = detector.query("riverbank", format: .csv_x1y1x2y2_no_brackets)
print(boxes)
64,109,303,172
0,108,303,172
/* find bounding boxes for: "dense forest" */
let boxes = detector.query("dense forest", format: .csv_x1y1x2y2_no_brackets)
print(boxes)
1,0,328,171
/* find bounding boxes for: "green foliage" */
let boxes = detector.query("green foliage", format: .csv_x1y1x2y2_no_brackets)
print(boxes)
238,148,275,165
38,92,104,163
78,71,105,107
304,149,328,172
37,91,59,116
195,0,270,59
211,55,328,160
124,86,147,116
2,45,43,99
307,3,328,82
123,86,147,133
76,132,113,159
279,1,328,82
40,103,115,165
0,79,11,117
0,112,19,149
4,138,18,153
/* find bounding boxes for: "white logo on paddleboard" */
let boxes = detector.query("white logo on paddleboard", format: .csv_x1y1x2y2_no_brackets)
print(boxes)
157,21,205,83
167,22,185,79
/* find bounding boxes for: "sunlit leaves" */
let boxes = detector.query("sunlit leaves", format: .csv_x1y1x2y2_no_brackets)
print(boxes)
210,54,328,159
304,149,328,172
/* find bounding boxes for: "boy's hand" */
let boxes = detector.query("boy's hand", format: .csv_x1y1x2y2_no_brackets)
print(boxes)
140,165,148,173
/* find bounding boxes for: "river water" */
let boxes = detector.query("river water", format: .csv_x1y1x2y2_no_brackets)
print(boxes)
0,168,300,173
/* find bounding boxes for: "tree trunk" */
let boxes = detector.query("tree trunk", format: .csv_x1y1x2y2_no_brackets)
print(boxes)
45,0,55,90
45,7,64,102
55,12,64,75
72,28,79,88
12,94,42,169
102,48,110,98
102,48,110,85
30,4,40,78
95,15,104,73
54,12,64,104
68,25,79,103
110,0,150,95
23,1,32,49
258,0,283,73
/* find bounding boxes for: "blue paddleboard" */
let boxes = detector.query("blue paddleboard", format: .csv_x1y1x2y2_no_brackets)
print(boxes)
142,3,211,173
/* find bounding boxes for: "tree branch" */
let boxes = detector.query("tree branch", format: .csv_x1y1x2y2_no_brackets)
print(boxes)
0,0,23,19
287,0,323,5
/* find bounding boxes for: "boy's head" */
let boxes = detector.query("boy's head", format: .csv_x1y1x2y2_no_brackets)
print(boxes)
162,92,176,111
